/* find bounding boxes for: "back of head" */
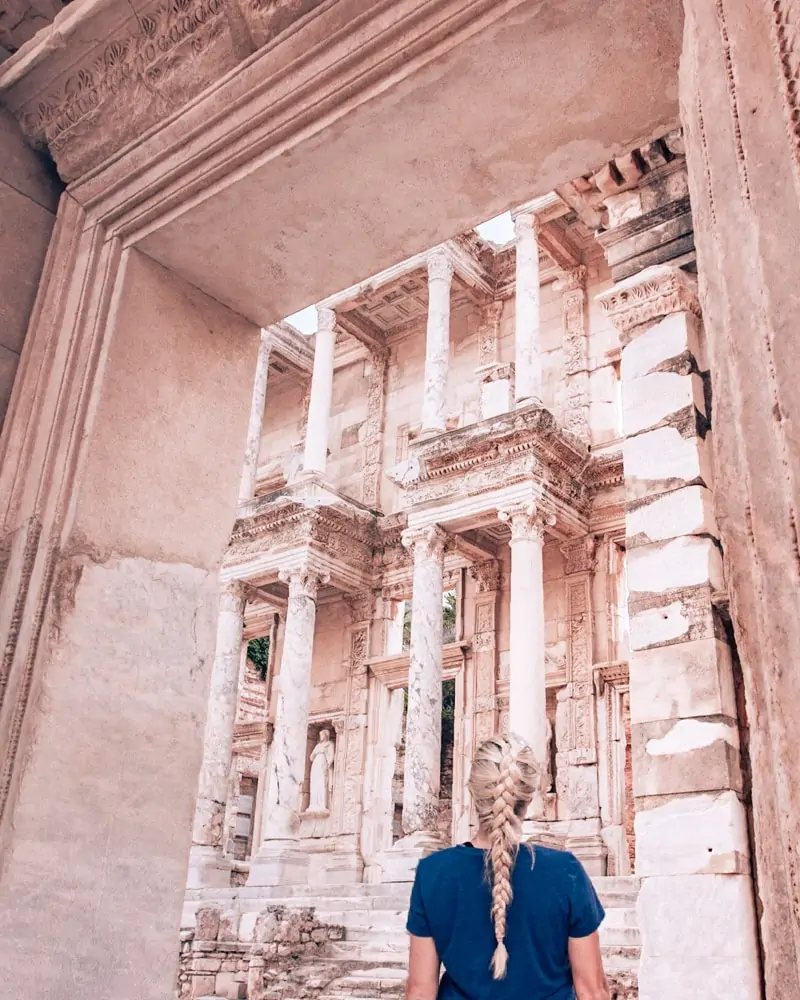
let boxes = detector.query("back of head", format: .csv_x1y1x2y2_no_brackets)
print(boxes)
468,734,538,980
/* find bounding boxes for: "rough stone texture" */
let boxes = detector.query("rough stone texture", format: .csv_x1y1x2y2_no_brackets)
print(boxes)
420,253,453,436
0,246,259,998
681,4,800,992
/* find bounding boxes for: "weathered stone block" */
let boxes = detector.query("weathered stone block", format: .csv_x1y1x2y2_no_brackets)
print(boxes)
629,599,691,648
254,910,279,943
635,790,750,876
629,638,737,725
195,907,221,942
631,717,741,797
623,369,706,437
215,971,237,996
626,484,718,546
627,536,723,595
190,974,216,998
622,310,702,380
637,875,761,1000
623,425,712,500
218,910,240,942
192,957,222,973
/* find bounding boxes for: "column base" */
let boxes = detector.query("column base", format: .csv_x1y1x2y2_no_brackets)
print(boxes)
186,845,232,890
247,841,309,887
379,831,445,882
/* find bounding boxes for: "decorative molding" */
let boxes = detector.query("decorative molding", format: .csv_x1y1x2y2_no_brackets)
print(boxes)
426,248,455,284
469,559,501,594
593,660,630,697
279,566,329,601
368,642,468,689
361,351,387,510
396,404,591,517
598,264,701,337
561,535,597,576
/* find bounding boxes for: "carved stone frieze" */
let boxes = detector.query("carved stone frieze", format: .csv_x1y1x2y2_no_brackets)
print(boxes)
397,404,591,516
598,264,701,338
561,535,597,576
469,559,501,594
361,351,388,509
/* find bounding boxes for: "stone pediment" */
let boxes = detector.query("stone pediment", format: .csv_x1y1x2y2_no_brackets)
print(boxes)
394,404,591,515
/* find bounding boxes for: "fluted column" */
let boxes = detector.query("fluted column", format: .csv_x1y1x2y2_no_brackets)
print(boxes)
302,307,336,475
499,502,552,805
420,251,454,437
400,525,447,839
188,580,246,887
513,212,542,407
238,329,273,502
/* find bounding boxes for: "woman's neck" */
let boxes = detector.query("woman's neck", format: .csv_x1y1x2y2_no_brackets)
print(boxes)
471,829,491,849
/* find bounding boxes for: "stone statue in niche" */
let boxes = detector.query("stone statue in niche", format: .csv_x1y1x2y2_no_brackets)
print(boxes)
544,716,555,793
307,729,335,817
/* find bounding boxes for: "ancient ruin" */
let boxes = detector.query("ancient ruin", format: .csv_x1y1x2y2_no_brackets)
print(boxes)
2,3,800,1000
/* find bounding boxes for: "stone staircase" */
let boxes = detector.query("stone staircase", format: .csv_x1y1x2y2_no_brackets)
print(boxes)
218,876,640,1000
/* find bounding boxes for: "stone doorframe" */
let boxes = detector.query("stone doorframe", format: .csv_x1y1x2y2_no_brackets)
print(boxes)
594,661,632,876
360,642,469,880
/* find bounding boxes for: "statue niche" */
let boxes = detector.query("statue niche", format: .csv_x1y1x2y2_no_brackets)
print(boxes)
304,728,336,819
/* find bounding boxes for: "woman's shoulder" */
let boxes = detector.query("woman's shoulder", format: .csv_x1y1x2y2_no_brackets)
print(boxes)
416,844,482,877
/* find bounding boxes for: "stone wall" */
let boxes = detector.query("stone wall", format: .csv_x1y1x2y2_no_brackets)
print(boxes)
178,905,345,1000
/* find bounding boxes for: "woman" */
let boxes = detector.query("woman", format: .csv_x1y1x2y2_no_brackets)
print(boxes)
405,735,609,1000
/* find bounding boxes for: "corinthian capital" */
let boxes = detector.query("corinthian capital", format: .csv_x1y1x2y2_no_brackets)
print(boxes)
498,501,555,542
513,211,539,241
279,567,330,601
316,306,337,334
427,250,455,284
401,524,448,562
598,264,700,338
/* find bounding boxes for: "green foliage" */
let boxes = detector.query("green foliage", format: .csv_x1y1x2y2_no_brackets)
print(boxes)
247,636,271,681
441,678,456,767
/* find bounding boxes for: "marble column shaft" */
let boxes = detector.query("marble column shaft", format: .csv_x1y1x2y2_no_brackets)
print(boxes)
401,525,447,836
238,329,272,502
420,251,454,436
513,212,542,407
499,503,550,776
261,568,325,840
303,307,336,475
192,580,246,847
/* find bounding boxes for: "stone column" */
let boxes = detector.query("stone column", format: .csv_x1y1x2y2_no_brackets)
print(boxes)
249,567,326,885
390,525,447,870
188,580,246,888
302,307,336,476
512,212,542,407
600,265,761,1000
420,251,454,436
238,329,272,503
498,502,552,810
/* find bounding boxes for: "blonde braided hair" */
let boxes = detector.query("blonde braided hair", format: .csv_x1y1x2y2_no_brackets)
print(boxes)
468,734,538,979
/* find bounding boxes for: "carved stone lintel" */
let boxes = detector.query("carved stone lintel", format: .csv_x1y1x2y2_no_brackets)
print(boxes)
561,536,597,576
345,590,375,624
598,264,701,337
401,524,448,562
469,559,501,594
498,501,555,542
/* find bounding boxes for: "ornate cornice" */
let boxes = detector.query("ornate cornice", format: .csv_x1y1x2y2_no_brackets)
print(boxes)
394,404,591,516
598,264,701,338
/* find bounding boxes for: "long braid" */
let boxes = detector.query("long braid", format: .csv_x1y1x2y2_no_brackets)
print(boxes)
469,734,538,981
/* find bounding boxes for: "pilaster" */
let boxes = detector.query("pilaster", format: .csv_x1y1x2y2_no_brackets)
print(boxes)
238,329,272,503
302,307,336,476
556,266,590,442
600,263,760,1000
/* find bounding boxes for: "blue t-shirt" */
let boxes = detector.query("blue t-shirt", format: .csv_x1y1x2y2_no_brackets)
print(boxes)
406,844,604,1000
